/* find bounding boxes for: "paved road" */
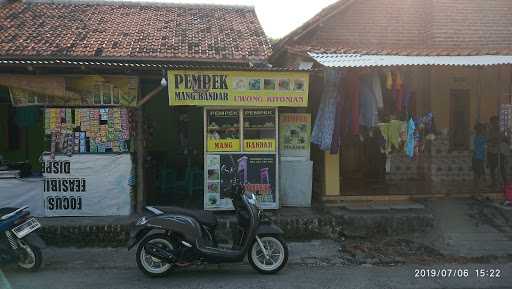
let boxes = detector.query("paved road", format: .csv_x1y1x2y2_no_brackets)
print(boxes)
1,241,512,289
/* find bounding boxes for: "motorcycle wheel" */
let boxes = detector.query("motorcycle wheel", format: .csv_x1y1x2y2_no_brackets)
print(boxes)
136,234,175,277
248,234,288,274
17,240,42,272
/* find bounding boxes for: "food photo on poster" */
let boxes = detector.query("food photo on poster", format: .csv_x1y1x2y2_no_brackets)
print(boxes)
206,109,240,152
243,109,276,152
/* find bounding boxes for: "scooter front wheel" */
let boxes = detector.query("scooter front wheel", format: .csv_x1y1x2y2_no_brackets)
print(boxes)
17,240,42,272
136,234,175,277
248,234,288,274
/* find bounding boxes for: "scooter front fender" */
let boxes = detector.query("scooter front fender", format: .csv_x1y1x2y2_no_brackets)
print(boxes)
23,231,46,249
256,223,284,236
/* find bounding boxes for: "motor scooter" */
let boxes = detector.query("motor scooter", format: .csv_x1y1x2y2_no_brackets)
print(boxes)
0,206,45,271
128,177,288,277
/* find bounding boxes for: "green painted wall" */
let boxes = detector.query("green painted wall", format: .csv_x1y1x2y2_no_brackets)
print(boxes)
0,103,44,172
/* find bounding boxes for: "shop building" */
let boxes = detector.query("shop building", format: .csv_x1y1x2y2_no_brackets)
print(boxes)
165,68,311,210
0,0,302,216
271,0,512,204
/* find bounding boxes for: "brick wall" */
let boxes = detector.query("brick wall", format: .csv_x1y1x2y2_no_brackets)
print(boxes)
295,0,512,53
305,0,430,50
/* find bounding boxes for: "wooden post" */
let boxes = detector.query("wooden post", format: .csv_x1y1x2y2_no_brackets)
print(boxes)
136,107,145,214
135,85,163,214
324,151,341,196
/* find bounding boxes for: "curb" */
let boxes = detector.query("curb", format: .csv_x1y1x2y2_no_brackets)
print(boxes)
38,210,435,247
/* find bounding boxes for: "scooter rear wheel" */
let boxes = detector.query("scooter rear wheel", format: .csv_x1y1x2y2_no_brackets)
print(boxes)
248,234,288,274
136,234,175,277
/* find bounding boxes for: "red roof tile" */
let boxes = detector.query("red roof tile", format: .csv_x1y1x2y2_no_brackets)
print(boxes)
0,1,271,62
275,0,512,57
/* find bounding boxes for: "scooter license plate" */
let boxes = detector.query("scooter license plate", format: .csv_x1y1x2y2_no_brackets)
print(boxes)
12,218,41,239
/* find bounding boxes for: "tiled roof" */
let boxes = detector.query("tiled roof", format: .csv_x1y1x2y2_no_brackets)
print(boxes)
275,0,512,57
0,1,271,62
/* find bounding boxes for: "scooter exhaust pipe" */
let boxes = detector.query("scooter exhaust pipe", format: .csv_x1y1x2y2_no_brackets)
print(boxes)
144,243,176,263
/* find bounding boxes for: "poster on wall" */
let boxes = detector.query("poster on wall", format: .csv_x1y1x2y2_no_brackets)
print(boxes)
279,113,311,158
205,154,277,210
44,108,130,154
42,154,132,216
243,109,276,152
6,75,138,107
207,109,241,152
169,70,309,107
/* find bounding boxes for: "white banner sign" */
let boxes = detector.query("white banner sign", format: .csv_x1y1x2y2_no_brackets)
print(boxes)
0,178,44,217
42,154,132,216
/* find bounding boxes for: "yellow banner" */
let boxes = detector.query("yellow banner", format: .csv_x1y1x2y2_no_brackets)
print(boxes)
169,70,309,107
243,139,276,152
207,139,241,152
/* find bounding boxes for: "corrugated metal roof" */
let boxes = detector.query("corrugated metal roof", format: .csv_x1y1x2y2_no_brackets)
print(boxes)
0,59,311,72
309,53,512,67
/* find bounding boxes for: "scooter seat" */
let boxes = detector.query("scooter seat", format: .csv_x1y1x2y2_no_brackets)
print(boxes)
0,208,17,220
158,206,218,227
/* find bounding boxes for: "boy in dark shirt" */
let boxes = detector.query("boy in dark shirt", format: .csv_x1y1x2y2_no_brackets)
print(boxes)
487,116,500,187
473,123,487,190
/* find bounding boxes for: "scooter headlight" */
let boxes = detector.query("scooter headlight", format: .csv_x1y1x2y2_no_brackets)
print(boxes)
136,216,148,226
248,193,261,208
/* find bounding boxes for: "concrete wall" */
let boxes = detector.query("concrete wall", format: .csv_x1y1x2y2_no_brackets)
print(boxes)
428,66,510,130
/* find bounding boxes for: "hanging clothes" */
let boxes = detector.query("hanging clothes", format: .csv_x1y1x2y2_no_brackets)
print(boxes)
330,72,346,154
346,71,360,135
381,73,395,117
393,71,404,114
406,118,416,159
372,72,384,109
385,71,393,90
359,73,379,128
388,119,404,150
312,69,342,151
378,122,391,153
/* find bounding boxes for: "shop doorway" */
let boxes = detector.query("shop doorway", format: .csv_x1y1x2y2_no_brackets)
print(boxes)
450,89,470,150
341,129,388,195
142,86,204,208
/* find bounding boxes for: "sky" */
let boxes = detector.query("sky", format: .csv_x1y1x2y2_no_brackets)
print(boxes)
133,0,339,39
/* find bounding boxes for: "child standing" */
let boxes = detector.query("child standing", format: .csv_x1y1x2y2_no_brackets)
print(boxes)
472,123,487,190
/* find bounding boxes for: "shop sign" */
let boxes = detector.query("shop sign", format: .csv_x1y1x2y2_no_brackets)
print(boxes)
6,75,138,107
206,154,277,210
243,139,276,152
279,113,311,158
169,70,309,107
207,109,241,152
42,154,132,216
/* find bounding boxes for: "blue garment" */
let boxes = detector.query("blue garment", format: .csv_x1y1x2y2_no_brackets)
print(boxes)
473,135,487,160
312,69,343,151
406,118,416,158
359,74,378,128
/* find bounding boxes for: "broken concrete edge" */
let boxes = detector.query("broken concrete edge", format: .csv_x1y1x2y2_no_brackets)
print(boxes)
37,210,435,247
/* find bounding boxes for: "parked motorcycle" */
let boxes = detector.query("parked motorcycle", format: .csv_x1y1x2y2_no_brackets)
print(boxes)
128,178,288,277
0,206,45,271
